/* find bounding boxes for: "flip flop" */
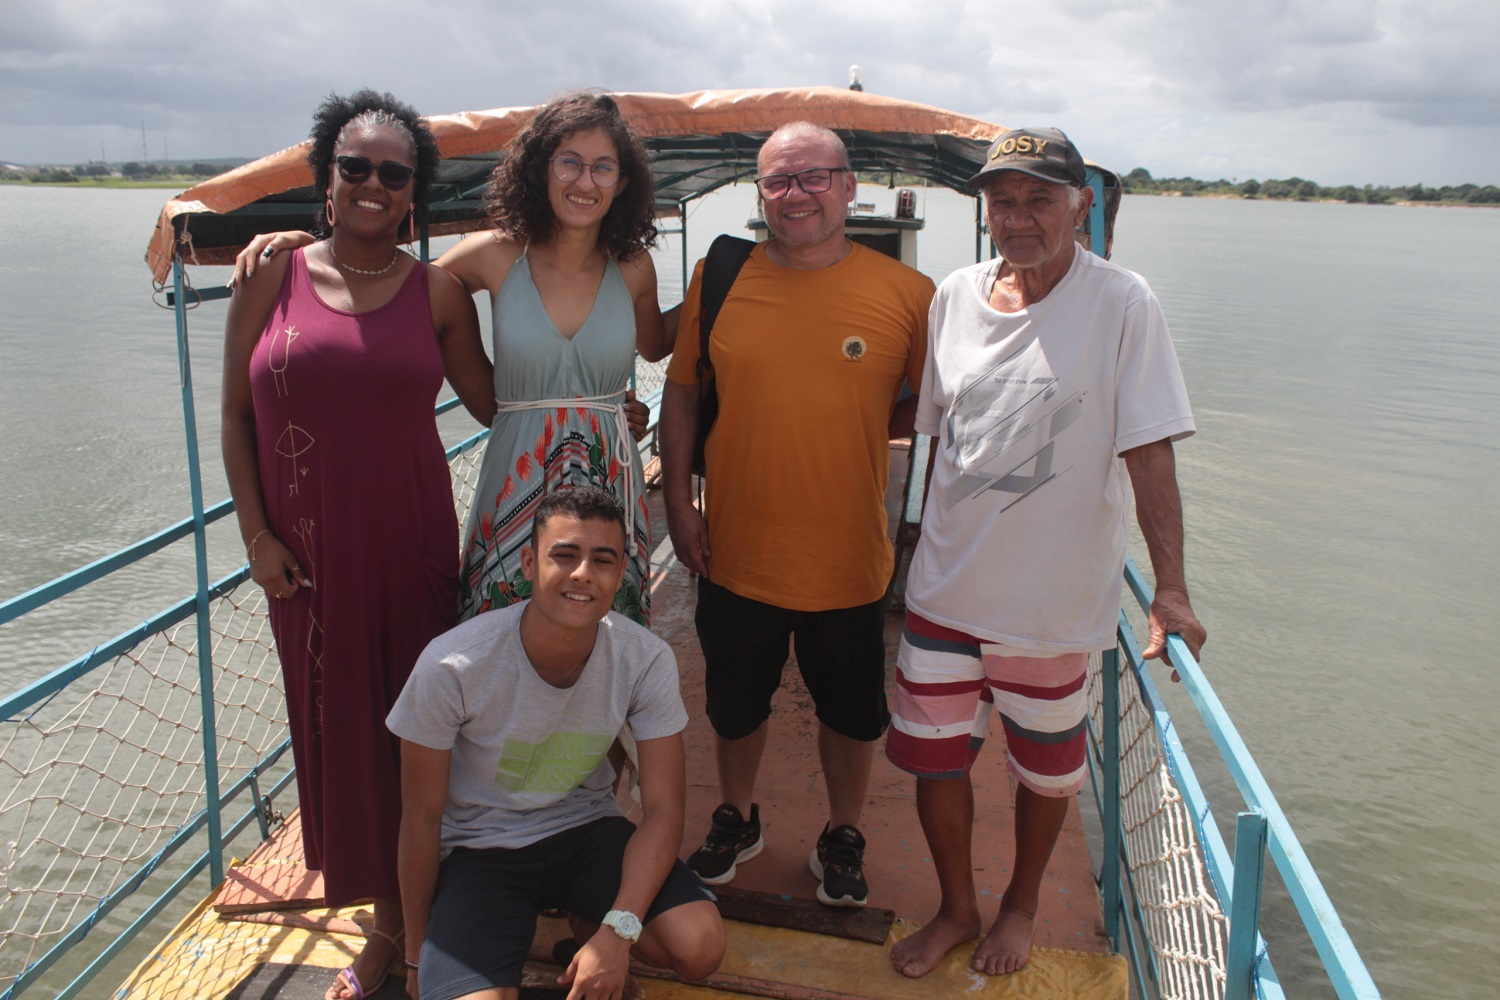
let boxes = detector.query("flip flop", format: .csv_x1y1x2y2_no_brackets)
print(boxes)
328,927,404,1000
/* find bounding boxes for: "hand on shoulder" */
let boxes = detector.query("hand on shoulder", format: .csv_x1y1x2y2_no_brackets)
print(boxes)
227,245,293,314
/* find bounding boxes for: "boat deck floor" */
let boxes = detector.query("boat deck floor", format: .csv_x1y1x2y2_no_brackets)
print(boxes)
117,442,1125,999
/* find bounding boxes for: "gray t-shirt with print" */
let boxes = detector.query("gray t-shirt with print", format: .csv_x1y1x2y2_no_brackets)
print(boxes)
387,601,688,853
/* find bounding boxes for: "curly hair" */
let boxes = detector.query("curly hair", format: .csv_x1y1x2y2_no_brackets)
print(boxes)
482,92,657,261
306,88,440,235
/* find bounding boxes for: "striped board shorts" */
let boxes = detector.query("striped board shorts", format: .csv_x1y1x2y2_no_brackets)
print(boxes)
885,611,1089,797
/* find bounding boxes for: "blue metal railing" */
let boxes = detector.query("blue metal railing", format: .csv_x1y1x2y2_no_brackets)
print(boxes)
0,501,234,628
1090,556,1380,1000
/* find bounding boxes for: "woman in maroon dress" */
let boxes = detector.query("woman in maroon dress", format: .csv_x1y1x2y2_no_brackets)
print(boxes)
221,90,494,1000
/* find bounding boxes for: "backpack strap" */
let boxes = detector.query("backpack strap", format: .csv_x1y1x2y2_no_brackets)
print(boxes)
695,235,756,383
691,235,755,477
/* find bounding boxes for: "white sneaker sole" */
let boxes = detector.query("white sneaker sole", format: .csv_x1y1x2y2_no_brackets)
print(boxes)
808,848,868,907
694,836,764,886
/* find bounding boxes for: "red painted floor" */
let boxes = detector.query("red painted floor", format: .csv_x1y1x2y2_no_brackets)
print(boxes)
643,444,1110,956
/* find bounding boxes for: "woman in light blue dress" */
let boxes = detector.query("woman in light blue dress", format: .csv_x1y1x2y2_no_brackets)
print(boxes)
435,94,667,623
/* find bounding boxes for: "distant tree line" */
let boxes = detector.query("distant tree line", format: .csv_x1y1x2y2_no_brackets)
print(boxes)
1121,168,1500,205
1,162,227,183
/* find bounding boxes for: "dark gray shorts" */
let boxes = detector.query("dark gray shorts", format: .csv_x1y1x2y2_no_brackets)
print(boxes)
418,816,712,999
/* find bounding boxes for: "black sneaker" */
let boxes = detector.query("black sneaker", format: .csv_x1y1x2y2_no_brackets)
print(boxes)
809,823,868,907
687,803,764,885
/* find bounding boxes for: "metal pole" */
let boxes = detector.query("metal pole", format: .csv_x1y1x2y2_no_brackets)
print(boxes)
679,197,689,294
1087,171,1107,258
1101,646,1122,943
174,253,225,885
1226,810,1270,1000
974,196,983,262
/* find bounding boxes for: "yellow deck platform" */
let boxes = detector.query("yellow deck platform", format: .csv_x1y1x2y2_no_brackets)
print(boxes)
116,444,1126,999
119,891,1123,999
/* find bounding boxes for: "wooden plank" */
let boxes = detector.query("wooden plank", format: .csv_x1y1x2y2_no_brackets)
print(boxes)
212,860,325,914
712,886,894,945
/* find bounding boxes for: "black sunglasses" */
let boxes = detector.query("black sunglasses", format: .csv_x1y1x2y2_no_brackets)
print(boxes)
335,155,416,191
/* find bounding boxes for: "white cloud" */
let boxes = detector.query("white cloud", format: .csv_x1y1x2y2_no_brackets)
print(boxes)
1,0,1496,185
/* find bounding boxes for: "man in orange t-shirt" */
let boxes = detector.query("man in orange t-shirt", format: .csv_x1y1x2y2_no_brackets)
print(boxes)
660,122,933,908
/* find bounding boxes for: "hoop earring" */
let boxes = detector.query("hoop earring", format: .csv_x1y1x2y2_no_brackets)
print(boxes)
407,205,416,245
324,197,337,229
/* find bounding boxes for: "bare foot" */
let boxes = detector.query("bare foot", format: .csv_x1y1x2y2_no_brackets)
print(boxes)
890,911,982,979
326,926,401,1000
970,901,1035,975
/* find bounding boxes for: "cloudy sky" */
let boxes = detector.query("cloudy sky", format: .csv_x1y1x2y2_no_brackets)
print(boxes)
3,0,1497,186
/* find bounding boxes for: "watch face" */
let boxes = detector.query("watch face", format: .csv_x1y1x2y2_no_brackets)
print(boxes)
606,910,642,941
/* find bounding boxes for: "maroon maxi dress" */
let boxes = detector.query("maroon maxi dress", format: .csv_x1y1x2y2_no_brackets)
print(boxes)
249,248,458,905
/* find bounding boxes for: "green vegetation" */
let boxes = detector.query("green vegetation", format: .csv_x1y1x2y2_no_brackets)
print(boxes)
1121,168,1500,206
1,161,234,187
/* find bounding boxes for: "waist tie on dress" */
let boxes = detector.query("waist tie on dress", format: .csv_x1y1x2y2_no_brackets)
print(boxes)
495,389,637,556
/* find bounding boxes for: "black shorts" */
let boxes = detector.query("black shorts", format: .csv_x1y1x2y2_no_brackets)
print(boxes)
418,816,713,999
695,578,890,742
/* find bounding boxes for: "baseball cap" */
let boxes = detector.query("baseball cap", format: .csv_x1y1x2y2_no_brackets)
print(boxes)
967,127,1087,189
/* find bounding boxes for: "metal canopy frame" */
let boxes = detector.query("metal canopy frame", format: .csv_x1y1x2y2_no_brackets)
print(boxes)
145,87,1007,277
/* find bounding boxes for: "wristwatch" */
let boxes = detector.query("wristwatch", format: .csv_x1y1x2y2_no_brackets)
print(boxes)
602,909,642,943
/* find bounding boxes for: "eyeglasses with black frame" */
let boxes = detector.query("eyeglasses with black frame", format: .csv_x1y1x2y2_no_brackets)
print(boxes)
753,166,848,200
550,155,621,188
335,155,416,191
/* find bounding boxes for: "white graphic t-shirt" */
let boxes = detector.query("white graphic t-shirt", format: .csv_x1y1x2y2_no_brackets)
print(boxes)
906,249,1195,651
387,601,687,853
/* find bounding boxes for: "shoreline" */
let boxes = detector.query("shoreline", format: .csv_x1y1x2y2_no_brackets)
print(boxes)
0,178,207,190
1126,189,1500,209
8,178,1496,209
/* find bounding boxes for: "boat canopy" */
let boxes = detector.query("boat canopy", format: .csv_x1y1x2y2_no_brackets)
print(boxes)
145,87,1005,281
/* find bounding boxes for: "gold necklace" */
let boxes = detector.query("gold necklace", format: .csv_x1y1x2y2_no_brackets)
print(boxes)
328,242,401,276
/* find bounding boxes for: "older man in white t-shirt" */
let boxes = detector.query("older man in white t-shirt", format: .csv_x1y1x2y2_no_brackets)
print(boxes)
886,128,1208,980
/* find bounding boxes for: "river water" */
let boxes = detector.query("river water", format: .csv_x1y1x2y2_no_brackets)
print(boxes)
2,184,1497,997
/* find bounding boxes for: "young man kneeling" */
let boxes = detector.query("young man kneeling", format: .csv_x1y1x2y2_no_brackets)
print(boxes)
389,486,725,1000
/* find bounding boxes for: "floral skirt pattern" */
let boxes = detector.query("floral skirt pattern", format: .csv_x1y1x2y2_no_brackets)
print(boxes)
459,405,649,625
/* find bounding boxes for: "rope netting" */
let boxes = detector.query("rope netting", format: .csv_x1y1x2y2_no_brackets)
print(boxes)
0,588,287,991
634,357,670,404
448,436,486,527
0,446,487,995
1089,649,1231,1000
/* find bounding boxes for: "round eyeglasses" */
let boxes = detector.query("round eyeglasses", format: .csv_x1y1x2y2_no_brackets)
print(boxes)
335,155,415,191
551,155,621,188
753,166,848,200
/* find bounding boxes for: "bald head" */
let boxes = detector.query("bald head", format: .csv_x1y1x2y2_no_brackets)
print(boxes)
759,122,852,172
